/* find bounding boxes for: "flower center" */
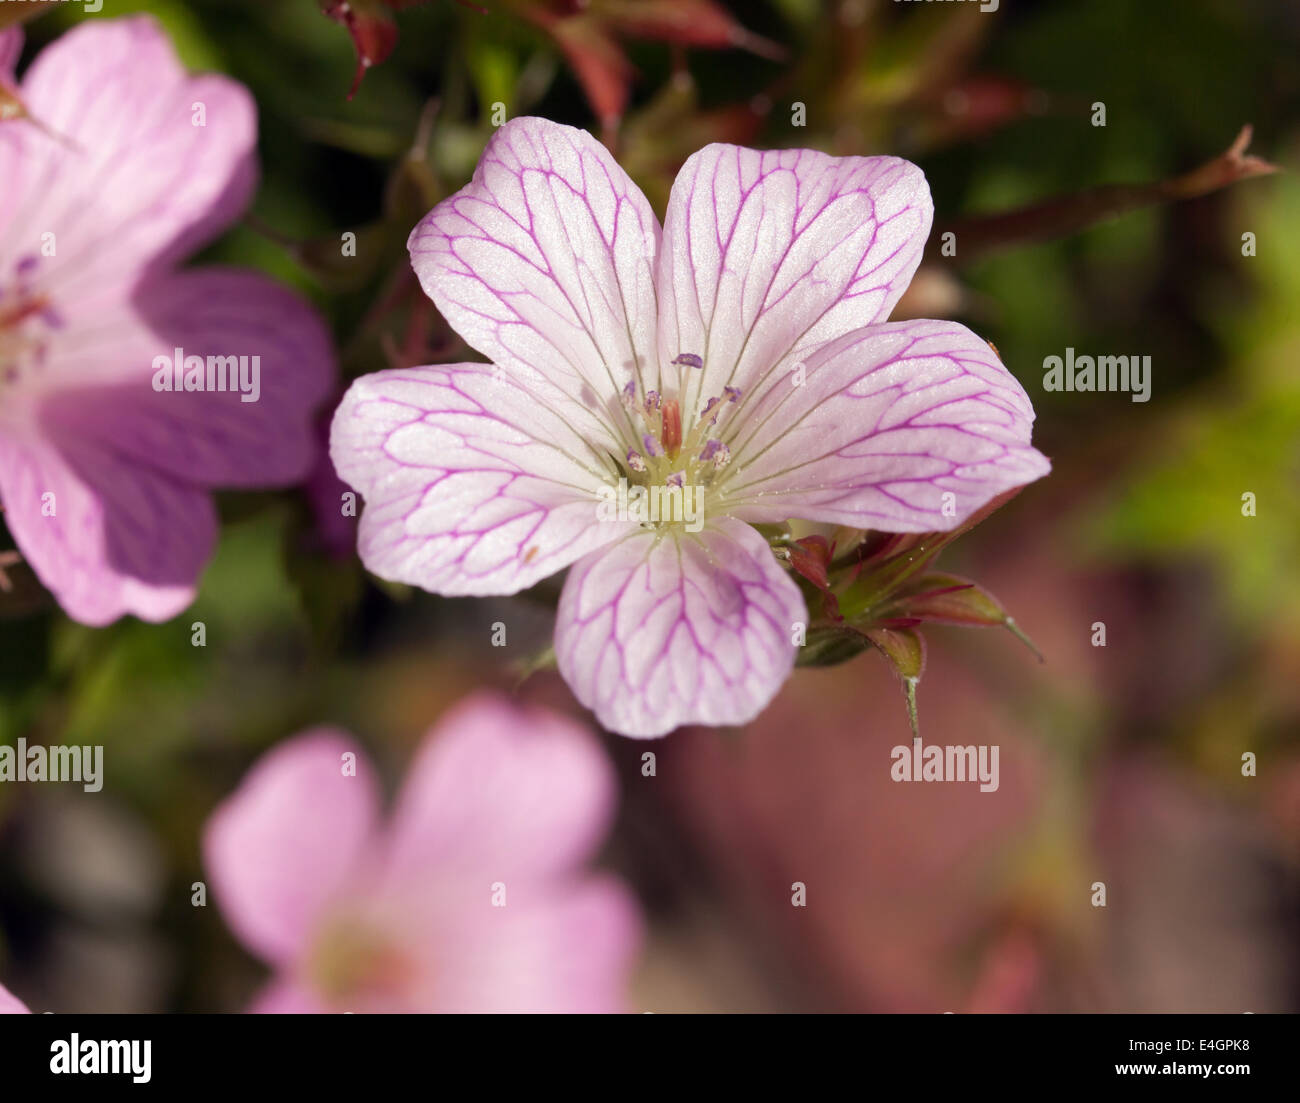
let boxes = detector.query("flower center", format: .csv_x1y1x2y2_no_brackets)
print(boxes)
0,256,61,398
614,355,740,529
309,918,414,1008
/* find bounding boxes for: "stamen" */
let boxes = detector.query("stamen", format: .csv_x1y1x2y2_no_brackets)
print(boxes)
0,256,59,396
610,352,739,524
660,398,682,459
699,439,731,469
0,293,51,332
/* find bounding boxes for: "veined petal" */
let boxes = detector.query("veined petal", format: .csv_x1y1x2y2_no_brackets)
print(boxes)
407,116,661,450
0,434,214,626
330,364,635,595
381,693,618,885
203,730,381,969
0,16,256,302
555,517,805,737
657,144,931,419
720,319,1051,530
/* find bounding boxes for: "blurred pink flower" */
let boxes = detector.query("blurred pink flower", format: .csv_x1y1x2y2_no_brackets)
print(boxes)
0,18,333,625
0,980,28,1013
203,692,640,1013
332,116,1049,736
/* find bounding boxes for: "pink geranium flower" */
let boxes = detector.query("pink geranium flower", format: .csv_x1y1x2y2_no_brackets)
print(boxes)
331,117,1049,736
0,18,332,624
203,693,639,1013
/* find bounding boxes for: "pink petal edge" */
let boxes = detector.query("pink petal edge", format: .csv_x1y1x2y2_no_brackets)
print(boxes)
720,318,1051,530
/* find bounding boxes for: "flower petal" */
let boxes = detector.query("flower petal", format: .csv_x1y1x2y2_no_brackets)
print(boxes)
0,16,256,300
407,116,661,450
330,364,634,595
0,981,30,1014
555,517,805,737
430,877,641,1013
656,144,931,418
0,29,20,79
248,977,327,1014
0,434,214,625
720,319,1051,529
38,269,334,487
381,692,619,885
203,729,381,968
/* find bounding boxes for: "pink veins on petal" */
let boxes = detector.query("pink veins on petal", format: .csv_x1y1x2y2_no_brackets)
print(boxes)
330,116,1050,737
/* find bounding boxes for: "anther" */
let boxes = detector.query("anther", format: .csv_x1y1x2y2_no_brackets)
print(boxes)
699,439,730,469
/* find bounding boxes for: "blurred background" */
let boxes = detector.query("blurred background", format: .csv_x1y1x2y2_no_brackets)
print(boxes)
0,0,1297,1012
